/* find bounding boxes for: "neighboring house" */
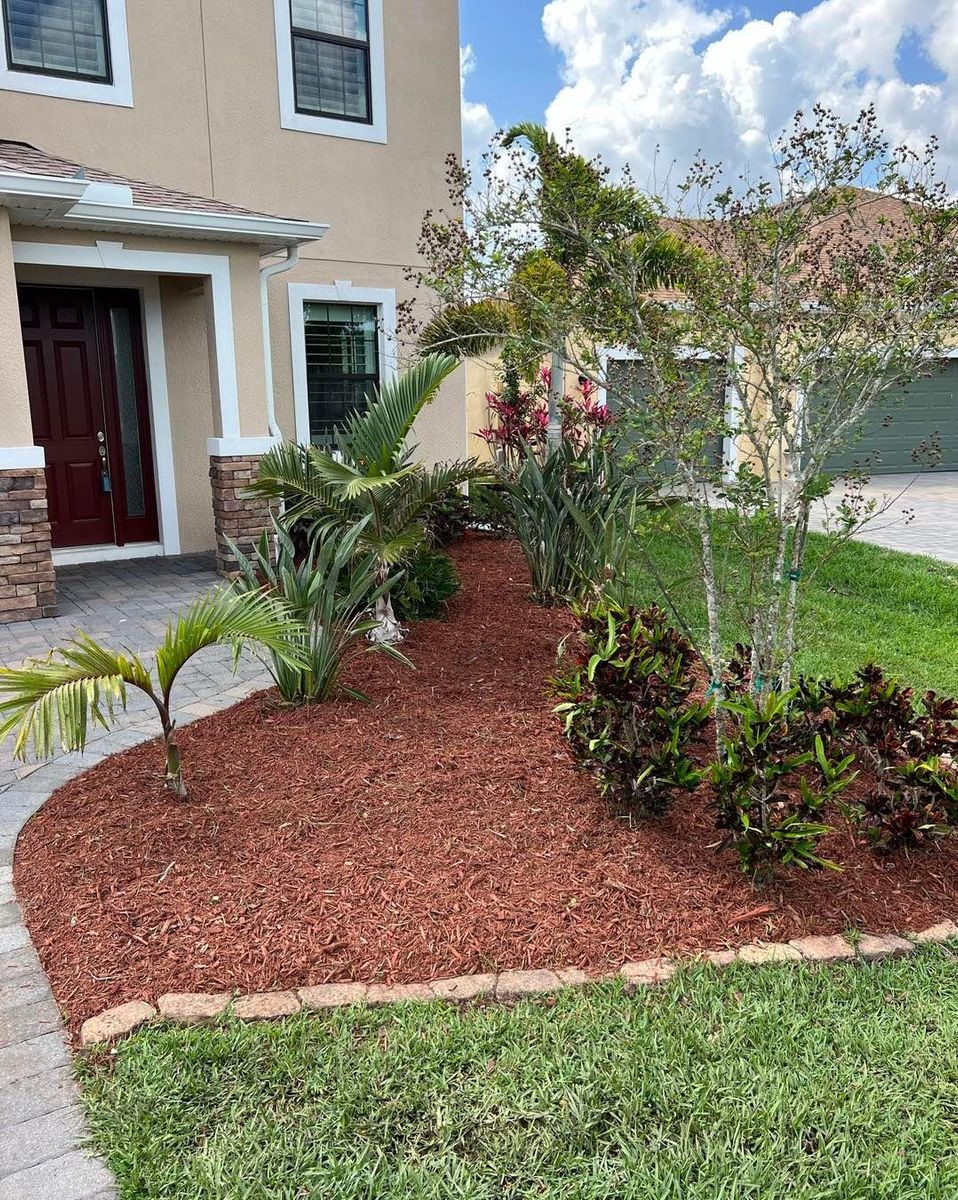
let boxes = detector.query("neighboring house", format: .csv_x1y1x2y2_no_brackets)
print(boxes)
0,0,465,622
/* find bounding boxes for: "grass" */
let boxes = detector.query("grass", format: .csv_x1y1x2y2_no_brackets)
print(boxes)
628,511,958,695
80,949,958,1199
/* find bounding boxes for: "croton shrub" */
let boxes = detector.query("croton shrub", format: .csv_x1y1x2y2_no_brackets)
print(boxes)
556,610,958,881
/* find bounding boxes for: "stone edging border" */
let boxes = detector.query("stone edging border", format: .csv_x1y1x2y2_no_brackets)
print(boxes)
80,920,958,1047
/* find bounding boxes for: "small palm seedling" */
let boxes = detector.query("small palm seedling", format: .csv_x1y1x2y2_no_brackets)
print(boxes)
230,516,412,704
0,587,307,798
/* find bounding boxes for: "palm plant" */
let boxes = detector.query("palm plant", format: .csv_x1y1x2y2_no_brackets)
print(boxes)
230,517,410,703
246,353,489,642
0,588,306,798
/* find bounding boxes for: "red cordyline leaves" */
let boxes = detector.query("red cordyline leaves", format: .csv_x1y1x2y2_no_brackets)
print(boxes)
478,374,614,462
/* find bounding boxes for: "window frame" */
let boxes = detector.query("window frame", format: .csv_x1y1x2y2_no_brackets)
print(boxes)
290,0,371,126
0,0,131,105
274,0,386,143
288,281,397,446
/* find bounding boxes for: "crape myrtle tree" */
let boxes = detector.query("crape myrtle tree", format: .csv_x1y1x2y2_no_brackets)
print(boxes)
411,107,958,734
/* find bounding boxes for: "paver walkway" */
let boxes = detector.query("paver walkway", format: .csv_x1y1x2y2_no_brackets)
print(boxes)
812,471,958,564
0,554,271,1198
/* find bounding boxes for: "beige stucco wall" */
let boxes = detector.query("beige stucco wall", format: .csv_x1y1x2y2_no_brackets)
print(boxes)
0,0,466,468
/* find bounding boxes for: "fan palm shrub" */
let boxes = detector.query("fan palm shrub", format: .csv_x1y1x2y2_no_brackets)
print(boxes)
230,517,409,703
247,353,489,643
0,588,306,798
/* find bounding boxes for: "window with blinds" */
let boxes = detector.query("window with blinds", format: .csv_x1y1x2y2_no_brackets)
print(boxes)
3,0,111,82
303,301,380,445
290,0,371,123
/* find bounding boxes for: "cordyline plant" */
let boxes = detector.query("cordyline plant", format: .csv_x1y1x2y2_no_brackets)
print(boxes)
0,588,308,798
412,105,958,746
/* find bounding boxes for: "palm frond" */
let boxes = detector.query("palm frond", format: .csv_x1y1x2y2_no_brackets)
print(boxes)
337,353,459,472
154,586,307,700
418,301,517,360
0,634,153,759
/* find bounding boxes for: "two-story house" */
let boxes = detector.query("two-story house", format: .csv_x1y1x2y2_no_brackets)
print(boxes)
0,0,465,621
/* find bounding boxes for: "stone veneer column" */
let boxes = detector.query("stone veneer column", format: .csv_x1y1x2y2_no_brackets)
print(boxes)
0,467,57,621
209,454,275,576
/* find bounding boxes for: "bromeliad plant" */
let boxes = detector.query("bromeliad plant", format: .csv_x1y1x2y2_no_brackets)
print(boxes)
230,517,410,704
246,353,489,643
0,588,307,798
555,603,711,817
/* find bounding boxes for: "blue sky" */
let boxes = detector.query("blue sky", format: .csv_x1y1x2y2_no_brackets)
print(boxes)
458,1,958,184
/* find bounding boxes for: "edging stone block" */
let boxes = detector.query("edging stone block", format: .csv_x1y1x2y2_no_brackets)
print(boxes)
429,974,498,1002
80,1001,156,1047
366,982,436,1006
913,920,958,944
737,942,801,966
788,935,856,963
620,958,675,990
231,991,301,1021
856,933,915,961
298,983,369,1009
156,992,232,1023
495,969,562,1001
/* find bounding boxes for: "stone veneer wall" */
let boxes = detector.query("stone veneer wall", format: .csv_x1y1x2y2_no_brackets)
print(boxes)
0,467,57,621
209,454,274,576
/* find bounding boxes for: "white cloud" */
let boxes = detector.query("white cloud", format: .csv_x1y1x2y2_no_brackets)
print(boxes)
541,0,958,190
461,44,496,166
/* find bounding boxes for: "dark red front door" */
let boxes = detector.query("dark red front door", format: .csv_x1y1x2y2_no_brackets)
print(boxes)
19,286,159,550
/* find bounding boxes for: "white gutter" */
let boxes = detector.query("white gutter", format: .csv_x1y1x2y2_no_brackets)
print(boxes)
259,245,301,440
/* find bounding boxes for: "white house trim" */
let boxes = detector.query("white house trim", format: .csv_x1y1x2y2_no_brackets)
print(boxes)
207,436,282,457
288,281,397,446
140,278,180,555
53,541,163,567
13,239,242,441
0,445,45,469
273,0,387,144
0,0,133,107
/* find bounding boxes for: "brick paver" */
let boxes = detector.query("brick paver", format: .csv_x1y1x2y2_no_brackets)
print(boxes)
811,471,958,563
0,553,272,1197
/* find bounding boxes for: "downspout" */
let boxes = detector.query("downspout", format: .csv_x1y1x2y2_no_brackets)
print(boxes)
259,244,300,440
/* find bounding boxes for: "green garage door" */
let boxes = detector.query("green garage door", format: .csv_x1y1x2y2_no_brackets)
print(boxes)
823,359,958,475
606,358,726,478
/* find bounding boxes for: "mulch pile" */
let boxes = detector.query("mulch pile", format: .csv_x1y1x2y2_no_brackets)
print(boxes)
15,534,958,1034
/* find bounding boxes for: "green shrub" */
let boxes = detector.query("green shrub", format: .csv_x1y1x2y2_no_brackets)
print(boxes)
712,689,857,881
231,518,409,704
392,550,461,622
493,442,647,607
423,487,471,547
555,603,711,816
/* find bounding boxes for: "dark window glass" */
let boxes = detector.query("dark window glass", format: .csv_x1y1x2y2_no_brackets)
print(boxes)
3,0,111,82
303,301,380,446
290,0,371,123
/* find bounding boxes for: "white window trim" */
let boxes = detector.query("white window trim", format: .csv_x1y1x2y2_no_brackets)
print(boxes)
273,0,386,143
288,280,396,445
0,0,133,107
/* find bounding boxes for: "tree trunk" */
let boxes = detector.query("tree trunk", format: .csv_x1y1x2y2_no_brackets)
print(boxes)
369,590,404,645
164,734,188,799
547,347,564,455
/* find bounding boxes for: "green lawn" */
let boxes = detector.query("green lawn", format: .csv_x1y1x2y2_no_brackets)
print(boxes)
629,514,958,695
81,949,958,1199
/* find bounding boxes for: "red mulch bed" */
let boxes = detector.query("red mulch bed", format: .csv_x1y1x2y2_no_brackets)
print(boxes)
15,534,958,1034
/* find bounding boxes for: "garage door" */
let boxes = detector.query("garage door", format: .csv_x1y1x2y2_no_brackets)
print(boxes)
823,360,958,475
605,358,726,478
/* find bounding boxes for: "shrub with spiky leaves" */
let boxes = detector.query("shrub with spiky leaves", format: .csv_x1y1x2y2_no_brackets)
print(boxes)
230,517,411,705
0,587,307,798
